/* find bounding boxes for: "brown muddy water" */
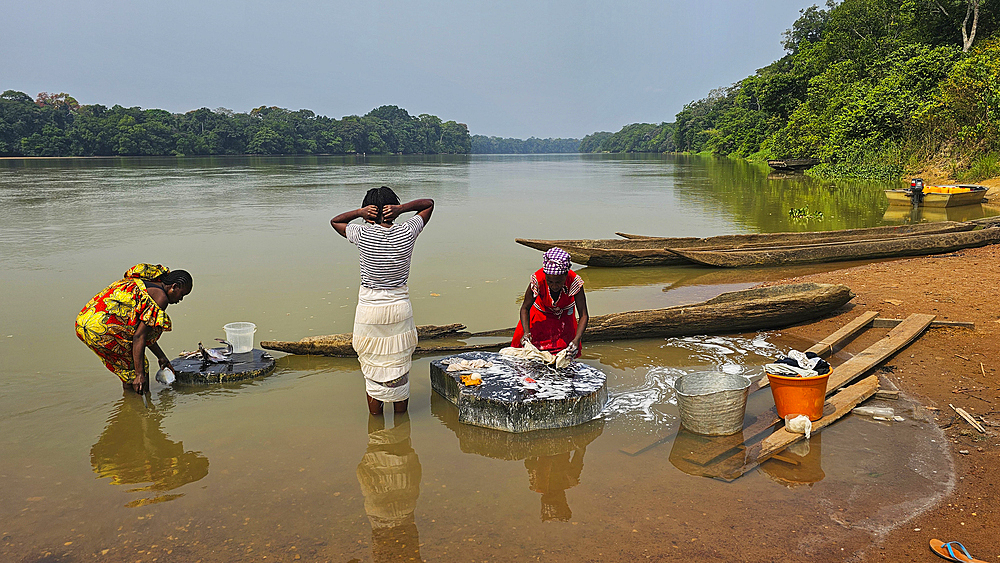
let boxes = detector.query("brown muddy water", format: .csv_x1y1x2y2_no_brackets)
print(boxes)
0,154,972,562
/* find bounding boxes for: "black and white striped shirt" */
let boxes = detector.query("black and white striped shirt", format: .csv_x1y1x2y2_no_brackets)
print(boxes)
346,215,425,290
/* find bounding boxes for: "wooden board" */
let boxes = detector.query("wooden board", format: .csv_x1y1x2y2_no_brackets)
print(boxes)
872,318,974,329
825,313,935,392
807,311,881,357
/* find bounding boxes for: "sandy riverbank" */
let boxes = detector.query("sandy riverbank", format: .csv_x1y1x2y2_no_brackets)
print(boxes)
760,243,1000,562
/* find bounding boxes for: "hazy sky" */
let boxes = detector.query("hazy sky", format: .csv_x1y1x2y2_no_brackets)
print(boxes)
2,1,813,138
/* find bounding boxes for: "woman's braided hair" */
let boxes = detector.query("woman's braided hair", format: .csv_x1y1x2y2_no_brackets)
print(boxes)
361,186,400,224
158,269,193,290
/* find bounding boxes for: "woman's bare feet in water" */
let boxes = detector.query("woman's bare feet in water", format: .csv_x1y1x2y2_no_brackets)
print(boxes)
367,394,384,415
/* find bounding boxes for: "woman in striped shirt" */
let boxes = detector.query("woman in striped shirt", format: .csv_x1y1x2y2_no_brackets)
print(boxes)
331,187,434,415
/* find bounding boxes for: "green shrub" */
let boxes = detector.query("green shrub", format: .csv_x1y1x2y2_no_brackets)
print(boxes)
956,152,1000,182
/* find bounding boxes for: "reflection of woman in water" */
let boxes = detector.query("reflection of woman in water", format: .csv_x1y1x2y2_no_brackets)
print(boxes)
356,413,422,562
90,393,208,507
525,446,586,522
76,264,193,394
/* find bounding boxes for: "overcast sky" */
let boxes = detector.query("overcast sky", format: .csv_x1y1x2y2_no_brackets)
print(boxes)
2,1,813,139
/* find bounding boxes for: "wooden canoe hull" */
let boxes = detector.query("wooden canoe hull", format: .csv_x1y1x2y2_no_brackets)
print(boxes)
261,283,853,356
767,158,820,171
582,282,852,340
518,222,976,267
260,324,508,357
669,227,1000,268
885,186,988,208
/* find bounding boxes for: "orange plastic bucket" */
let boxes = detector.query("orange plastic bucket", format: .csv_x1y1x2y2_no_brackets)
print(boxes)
766,371,830,421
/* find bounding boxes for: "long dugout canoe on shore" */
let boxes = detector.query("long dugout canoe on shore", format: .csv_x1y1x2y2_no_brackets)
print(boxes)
668,226,1000,268
516,222,975,267
261,283,853,356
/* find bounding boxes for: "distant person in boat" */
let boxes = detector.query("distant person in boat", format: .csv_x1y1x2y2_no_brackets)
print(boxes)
511,247,589,358
76,264,192,394
331,186,434,415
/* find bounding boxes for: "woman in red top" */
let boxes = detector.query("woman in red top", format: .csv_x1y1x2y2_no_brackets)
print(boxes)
511,247,589,357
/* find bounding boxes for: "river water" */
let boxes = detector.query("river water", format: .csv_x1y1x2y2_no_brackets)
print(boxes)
0,154,970,562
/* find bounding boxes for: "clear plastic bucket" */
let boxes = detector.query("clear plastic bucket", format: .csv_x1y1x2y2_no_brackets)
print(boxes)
223,322,257,353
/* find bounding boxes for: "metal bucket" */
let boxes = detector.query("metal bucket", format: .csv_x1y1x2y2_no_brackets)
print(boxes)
673,371,752,436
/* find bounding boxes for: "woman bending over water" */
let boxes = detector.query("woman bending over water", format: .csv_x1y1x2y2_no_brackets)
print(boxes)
331,187,434,415
76,264,192,394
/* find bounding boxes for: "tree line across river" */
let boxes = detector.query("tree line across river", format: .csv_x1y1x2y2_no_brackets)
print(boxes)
0,92,585,157
0,96,473,157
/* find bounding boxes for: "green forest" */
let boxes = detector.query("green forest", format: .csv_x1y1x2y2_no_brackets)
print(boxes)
471,135,580,153
582,0,1000,181
0,96,471,157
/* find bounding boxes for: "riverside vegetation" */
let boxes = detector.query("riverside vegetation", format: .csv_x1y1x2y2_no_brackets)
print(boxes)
580,0,1000,181
0,99,471,157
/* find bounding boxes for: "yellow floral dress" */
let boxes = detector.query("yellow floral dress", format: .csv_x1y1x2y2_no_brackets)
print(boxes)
76,264,172,382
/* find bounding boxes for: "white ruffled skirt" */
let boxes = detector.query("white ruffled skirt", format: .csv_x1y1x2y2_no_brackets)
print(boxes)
353,285,417,402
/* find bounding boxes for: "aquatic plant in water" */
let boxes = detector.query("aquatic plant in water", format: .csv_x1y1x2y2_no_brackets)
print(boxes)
789,206,824,220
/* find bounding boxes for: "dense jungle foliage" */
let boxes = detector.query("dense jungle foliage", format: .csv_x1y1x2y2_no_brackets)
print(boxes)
583,0,1000,180
0,97,471,156
471,136,580,153
580,123,677,153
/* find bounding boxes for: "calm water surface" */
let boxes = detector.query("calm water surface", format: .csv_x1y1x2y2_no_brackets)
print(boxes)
0,155,960,562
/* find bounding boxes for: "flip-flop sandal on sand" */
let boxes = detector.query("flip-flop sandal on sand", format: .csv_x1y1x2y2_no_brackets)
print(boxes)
930,539,988,563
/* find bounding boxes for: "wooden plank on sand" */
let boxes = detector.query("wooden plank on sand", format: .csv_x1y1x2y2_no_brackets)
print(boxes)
826,313,935,392
807,310,880,357
872,318,974,329
675,313,934,465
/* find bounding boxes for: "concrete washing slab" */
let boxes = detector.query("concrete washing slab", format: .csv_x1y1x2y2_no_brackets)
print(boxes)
430,351,608,433
171,348,276,385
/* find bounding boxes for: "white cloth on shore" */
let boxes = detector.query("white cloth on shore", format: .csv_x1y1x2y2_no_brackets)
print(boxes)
353,285,417,402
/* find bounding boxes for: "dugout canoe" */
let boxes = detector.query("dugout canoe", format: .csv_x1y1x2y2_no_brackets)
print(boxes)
261,283,853,356
767,158,820,172
260,324,506,357
668,226,1000,268
517,222,976,267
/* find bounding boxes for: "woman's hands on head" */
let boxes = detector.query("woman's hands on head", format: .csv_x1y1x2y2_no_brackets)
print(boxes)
381,204,402,223
360,205,379,223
